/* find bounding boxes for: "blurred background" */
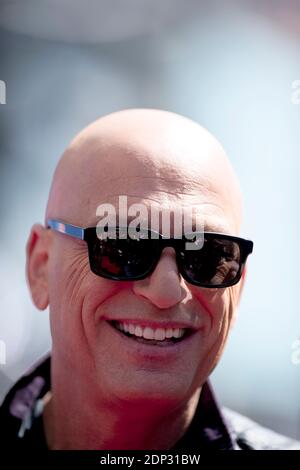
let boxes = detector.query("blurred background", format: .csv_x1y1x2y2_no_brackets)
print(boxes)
0,0,300,439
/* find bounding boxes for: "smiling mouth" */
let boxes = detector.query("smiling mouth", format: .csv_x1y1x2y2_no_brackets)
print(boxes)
108,320,193,347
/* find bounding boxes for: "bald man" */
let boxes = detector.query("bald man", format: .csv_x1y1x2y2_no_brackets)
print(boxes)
1,109,299,450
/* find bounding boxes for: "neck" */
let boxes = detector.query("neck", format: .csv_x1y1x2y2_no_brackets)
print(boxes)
43,360,201,450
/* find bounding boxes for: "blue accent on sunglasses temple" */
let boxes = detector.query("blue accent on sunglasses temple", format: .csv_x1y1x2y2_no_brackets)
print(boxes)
47,219,84,240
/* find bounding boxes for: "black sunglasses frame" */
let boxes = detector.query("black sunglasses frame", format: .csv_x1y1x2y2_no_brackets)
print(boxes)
47,219,253,288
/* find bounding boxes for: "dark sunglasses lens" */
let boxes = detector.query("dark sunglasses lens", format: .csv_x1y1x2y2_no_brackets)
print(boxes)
179,236,242,286
90,236,156,279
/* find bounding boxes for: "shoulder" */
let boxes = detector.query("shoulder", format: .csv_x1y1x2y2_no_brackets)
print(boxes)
222,407,300,450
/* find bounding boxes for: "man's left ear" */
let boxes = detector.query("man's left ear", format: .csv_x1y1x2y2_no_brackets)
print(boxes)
230,266,247,329
26,223,50,310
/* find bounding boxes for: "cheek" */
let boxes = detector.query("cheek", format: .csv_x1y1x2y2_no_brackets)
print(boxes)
189,288,233,379
52,277,123,365
192,287,235,350
47,248,94,354
80,279,131,357
48,249,89,305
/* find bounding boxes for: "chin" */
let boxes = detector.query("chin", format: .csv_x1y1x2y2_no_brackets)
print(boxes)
99,372,194,410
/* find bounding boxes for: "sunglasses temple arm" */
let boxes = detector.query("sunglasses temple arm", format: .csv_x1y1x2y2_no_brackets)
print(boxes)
47,219,84,240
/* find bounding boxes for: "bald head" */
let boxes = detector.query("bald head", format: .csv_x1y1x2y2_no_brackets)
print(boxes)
46,108,242,233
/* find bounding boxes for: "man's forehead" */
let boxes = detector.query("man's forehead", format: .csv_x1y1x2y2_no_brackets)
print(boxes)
65,122,230,203
46,110,242,234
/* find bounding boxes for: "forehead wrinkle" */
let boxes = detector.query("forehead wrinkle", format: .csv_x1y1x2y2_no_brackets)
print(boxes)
87,185,222,216
87,195,232,234
65,132,223,196
89,171,233,217
87,170,218,204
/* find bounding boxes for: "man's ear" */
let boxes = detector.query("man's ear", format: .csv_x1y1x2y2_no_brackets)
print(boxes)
26,224,50,310
230,266,247,329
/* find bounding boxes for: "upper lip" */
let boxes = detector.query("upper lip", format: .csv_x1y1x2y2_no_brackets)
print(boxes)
104,317,199,331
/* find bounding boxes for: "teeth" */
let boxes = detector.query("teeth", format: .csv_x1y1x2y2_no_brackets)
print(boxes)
166,328,173,338
173,328,181,338
128,324,135,335
143,327,154,340
115,322,186,341
134,325,143,337
154,328,166,341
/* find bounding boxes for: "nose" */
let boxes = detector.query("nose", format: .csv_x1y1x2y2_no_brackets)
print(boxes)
132,247,185,309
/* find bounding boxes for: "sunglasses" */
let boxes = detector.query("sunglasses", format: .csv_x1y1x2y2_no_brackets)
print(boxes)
47,219,253,288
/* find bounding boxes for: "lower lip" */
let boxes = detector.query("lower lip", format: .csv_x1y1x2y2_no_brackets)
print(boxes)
106,321,198,361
